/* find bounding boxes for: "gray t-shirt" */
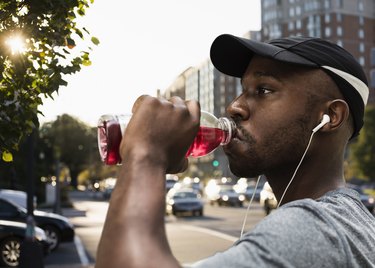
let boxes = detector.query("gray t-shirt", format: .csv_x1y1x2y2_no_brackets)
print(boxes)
189,187,375,268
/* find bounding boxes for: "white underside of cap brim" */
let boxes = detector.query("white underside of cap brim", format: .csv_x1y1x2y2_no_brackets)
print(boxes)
322,65,368,105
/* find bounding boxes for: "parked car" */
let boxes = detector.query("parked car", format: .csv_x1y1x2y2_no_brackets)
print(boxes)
244,185,263,202
0,198,75,251
260,182,278,215
0,189,37,209
165,175,179,193
166,189,204,216
0,220,50,267
102,177,117,199
209,185,245,207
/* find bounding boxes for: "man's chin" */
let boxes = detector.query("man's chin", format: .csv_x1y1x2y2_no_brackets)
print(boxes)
228,161,260,178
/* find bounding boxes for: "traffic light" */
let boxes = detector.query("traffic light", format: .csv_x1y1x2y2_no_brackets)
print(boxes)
212,160,219,167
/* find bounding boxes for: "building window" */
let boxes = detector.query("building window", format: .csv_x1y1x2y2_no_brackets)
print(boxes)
359,16,364,25
289,7,295,17
371,48,375,67
305,0,321,11
296,6,301,16
337,26,342,36
358,1,364,12
325,14,331,23
336,13,342,22
325,27,331,37
359,43,365,53
288,21,295,31
296,20,302,29
358,29,364,39
358,56,365,66
337,40,343,47
336,0,343,8
308,15,321,37
324,0,331,9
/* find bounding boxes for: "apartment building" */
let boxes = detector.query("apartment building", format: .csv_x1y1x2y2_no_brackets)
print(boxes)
261,0,375,102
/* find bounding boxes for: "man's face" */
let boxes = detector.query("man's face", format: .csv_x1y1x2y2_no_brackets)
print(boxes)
224,56,323,178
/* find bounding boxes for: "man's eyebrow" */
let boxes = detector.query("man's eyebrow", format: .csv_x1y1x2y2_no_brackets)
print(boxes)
253,71,282,81
241,70,283,86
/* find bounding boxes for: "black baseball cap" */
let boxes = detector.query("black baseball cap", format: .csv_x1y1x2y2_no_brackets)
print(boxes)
210,34,369,139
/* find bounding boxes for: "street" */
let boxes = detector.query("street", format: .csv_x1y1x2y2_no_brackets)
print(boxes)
44,190,266,267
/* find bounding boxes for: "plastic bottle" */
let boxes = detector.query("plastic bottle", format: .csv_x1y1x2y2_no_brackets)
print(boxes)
97,111,236,165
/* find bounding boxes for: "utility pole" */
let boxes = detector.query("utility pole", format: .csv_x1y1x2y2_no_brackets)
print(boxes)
19,130,44,268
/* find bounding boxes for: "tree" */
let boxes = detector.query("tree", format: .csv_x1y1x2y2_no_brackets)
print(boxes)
0,114,112,200
0,0,99,161
348,105,375,182
39,114,99,187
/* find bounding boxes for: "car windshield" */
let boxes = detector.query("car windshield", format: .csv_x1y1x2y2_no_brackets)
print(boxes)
219,186,235,193
173,192,197,199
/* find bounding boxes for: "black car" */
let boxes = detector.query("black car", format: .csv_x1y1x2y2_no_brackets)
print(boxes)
0,220,50,267
0,198,75,251
244,185,263,202
208,185,245,207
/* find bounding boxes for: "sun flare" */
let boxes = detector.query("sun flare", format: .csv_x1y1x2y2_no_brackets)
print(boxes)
6,35,26,55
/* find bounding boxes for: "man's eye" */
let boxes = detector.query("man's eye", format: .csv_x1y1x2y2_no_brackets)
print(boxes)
256,87,272,95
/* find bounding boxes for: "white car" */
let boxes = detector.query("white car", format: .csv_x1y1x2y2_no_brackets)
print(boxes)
0,189,37,209
260,182,278,215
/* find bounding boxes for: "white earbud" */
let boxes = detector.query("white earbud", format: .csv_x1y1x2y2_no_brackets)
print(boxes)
312,114,330,133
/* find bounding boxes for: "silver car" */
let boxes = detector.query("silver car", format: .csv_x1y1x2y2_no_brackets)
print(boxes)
260,182,278,215
166,189,204,216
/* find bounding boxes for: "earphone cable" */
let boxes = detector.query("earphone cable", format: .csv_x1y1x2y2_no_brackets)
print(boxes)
277,131,316,208
240,174,263,239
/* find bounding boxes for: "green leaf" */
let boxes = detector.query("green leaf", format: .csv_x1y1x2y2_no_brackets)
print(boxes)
91,36,100,45
2,151,13,162
82,59,91,66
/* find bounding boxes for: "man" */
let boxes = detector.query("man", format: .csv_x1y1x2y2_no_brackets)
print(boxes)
96,35,375,267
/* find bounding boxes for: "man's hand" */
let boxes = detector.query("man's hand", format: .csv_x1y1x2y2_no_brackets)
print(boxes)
121,95,201,174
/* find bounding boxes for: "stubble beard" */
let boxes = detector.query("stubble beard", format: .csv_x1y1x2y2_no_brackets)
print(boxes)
226,112,313,179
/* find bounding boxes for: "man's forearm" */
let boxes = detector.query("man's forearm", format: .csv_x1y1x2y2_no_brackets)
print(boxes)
96,159,180,268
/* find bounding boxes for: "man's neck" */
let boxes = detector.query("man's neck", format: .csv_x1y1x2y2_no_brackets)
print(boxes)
266,153,346,206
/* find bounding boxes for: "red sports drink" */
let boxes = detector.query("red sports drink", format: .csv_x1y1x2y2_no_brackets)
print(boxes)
97,111,235,165
185,126,226,157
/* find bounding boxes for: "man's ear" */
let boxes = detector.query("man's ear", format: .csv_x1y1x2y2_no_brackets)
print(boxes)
324,99,350,133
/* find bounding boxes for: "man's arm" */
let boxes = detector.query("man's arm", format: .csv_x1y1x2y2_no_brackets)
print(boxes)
96,158,180,268
96,96,200,268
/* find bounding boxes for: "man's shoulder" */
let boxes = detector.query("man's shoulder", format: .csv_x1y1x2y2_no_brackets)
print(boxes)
249,187,375,245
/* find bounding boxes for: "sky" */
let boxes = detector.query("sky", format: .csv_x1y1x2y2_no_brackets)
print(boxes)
38,0,261,127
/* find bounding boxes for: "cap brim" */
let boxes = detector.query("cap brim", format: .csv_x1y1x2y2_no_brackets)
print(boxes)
210,34,317,77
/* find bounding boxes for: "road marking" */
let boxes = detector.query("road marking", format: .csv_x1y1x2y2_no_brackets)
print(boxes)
74,235,90,265
180,225,238,243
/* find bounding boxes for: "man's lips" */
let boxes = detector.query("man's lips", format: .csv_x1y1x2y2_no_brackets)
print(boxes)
225,130,244,151
233,127,245,141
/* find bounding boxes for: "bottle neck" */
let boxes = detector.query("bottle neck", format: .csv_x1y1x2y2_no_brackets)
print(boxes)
218,117,236,145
